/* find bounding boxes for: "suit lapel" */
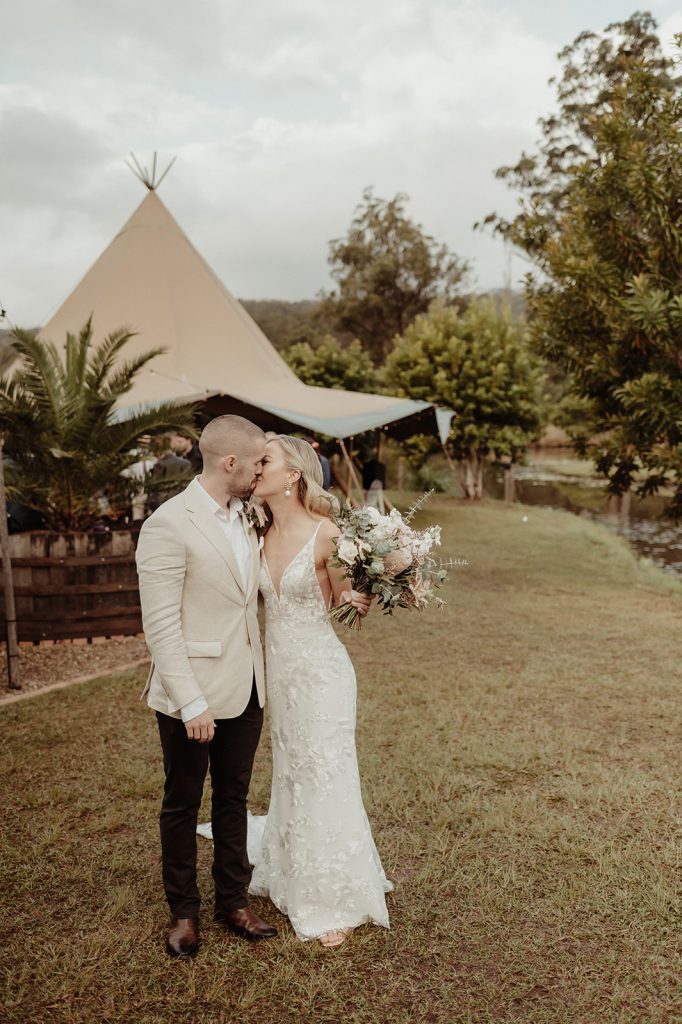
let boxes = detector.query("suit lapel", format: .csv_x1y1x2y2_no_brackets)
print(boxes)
189,506,246,595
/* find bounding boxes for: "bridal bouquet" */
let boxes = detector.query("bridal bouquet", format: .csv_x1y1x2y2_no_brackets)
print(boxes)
330,492,452,630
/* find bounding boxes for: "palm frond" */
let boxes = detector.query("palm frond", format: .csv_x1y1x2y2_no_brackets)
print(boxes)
86,324,141,390
5,321,201,529
10,329,68,435
103,401,200,453
98,348,168,399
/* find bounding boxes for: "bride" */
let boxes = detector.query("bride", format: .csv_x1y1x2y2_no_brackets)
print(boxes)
247,435,392,947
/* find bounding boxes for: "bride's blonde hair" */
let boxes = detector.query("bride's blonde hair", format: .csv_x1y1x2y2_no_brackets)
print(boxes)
269,435,338,519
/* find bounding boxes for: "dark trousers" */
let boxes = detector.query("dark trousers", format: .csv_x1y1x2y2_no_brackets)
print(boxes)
156,681,263,919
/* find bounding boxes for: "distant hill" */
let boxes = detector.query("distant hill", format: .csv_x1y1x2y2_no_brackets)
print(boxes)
240,299,323,352
242,291,527,352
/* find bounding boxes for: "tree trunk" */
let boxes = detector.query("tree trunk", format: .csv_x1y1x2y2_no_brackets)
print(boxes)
503,465,515,502
459,453,483,499
0,439,21,689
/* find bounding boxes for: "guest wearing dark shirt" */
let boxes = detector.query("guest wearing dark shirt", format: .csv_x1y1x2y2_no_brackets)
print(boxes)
362,456,386,512
168,432,203,474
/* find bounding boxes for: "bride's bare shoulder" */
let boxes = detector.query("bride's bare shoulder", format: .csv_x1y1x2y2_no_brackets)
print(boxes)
314,516,340,541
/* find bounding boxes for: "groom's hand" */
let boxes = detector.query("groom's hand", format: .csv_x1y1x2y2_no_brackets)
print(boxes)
185,709,216,743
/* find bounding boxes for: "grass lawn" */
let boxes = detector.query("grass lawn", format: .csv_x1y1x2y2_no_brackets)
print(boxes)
1,498,680,1024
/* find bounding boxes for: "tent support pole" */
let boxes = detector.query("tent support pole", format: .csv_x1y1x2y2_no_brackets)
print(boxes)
339,438,363,505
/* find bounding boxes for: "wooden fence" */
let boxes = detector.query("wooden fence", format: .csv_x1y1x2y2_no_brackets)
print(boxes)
0,530,142,643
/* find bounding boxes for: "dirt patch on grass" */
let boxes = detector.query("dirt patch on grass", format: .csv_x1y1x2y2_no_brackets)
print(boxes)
0,635,148,701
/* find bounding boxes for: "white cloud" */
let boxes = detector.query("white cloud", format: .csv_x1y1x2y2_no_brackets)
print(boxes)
659,13,682,54
2,0,563,325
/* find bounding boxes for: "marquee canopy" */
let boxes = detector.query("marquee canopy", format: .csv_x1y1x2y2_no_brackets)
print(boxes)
39,189,452,442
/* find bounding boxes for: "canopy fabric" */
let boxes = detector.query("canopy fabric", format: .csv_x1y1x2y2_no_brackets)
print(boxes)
38,191,451,442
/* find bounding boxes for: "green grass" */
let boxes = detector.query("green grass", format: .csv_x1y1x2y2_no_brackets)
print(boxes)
1,498,680,1024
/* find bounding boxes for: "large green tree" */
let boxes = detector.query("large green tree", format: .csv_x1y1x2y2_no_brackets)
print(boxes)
284,336,379,393
484,13,682,515
1,321,198,529
320,188,469,364
384,301,546,498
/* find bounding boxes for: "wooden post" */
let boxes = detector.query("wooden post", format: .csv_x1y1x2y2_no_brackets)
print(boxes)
0,437,21,689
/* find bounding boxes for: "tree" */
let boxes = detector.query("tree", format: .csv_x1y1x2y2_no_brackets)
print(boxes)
0,320,199,529
284,336,379,393
320,188,469,364
384,301,546,498
483,14,682,515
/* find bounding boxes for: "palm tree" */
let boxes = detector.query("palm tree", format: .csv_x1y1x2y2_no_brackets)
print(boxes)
0,319,199,530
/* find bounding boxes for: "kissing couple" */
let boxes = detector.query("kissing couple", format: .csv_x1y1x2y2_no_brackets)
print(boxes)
136,415,392,955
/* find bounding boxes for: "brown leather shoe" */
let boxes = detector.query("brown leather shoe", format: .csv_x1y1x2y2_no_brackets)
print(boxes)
166,917,199,957
215,906,278,941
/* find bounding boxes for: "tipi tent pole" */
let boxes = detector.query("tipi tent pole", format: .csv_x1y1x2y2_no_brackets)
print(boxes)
339,438,363,504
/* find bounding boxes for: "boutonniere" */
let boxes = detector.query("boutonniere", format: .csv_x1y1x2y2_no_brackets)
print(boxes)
241,497,268,533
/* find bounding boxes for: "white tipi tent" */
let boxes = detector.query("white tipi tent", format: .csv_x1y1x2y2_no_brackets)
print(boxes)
38,187,451,441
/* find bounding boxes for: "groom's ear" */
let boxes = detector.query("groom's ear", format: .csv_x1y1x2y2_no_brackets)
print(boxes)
223,454,238,471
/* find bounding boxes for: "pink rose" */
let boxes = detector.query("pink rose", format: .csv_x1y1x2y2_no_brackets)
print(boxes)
407,572,431,608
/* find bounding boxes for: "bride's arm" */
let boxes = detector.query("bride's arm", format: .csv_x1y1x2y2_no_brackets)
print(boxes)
317,519,373,617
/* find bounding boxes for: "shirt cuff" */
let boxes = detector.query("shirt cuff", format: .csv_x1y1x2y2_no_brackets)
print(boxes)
180,696,209,722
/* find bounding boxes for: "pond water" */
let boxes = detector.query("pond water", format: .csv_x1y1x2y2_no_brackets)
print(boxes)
485,449,682,580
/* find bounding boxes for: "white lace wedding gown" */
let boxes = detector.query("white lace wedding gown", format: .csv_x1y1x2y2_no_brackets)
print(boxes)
249,520,392,939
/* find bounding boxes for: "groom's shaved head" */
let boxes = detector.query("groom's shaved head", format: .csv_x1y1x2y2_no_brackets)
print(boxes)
199,415,265,467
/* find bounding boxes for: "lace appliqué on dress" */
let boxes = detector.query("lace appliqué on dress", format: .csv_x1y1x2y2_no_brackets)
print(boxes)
249,522,392,940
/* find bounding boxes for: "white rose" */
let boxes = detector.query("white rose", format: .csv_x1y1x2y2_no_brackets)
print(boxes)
410,535,433,559
369,521,396,543
363,507,382,524
337,539,359,565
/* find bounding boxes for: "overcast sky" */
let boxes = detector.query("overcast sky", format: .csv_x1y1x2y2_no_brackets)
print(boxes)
2,1,681,327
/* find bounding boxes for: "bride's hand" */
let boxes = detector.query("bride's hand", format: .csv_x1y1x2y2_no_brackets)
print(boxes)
341,589,374,617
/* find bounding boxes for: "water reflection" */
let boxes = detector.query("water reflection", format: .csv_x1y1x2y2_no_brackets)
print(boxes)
486,452,682,579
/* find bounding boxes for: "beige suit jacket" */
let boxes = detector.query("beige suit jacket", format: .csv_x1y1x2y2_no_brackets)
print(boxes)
135,477,265,719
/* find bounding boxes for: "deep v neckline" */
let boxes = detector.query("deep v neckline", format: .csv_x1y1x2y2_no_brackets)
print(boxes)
263,521,324,601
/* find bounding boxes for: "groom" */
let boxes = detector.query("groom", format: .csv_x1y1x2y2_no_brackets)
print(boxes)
136,414,276,957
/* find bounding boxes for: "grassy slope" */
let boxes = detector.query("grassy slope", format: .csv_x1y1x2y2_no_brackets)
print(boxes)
1,499,680,1024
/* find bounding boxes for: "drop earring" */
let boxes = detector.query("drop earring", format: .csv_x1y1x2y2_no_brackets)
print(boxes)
284,479,292,497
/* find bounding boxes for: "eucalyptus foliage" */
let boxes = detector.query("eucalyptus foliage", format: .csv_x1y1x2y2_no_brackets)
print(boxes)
0,320,198,529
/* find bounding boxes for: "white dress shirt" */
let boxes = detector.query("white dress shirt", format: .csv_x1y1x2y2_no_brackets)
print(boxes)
180,484,252,723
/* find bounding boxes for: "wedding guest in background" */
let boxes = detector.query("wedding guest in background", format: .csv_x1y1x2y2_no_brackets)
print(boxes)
146,441,192,514
169,431,203,474
303,435,332,490
362,452,386,512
